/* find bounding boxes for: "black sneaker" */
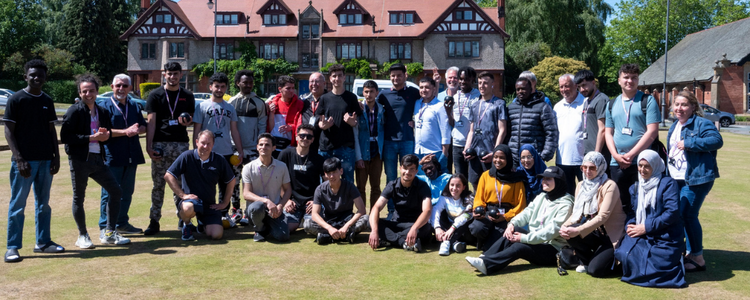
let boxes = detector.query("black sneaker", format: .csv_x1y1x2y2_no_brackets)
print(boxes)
317,233,332,245
413,238,423,253
196,220,205,234
181,224,195,241
143,220,160,236
346,228,356,244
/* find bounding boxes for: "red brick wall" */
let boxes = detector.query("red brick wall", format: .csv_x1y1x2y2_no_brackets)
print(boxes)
718,65,744,114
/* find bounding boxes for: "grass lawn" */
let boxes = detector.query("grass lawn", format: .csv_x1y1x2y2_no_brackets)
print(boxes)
0,129,749,299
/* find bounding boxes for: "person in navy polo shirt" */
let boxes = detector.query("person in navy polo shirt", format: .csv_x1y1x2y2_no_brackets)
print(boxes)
99,74,147,235
165,130,236,241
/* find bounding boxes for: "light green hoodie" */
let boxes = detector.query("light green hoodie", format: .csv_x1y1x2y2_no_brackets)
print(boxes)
509,192,574,250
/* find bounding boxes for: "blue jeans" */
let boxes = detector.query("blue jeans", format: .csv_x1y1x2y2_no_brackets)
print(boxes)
415,151,448,175
382,140,414,214
99,165,138,230
318,146,355,183
246,201,290,242
678,180,714,256
7,160,54,249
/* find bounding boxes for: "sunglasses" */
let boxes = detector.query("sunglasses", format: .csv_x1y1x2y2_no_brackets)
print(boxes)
298,134,314,140
115,84,130,88
581,165,597,171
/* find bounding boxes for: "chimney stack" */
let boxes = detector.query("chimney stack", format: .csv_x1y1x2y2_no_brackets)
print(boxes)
497,0,506,31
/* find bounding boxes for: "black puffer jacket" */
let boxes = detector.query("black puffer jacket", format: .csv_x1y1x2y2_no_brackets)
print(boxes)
506,91,558,164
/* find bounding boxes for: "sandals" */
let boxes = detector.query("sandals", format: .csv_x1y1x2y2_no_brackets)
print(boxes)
684,257,706,273
33,242,65,253
4,249,22,263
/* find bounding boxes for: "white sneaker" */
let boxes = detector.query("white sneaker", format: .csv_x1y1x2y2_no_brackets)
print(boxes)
75,234,95,249
439,240,451,256
465,256,487,275
576,265,588,273
101,230,131,245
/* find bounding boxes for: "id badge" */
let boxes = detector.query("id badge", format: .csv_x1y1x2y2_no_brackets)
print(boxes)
169,119,179,126
309,116,318,126
498,208,505,215
415,120,423,129
455,120,464,127
581,132,588,140
622,127,633,136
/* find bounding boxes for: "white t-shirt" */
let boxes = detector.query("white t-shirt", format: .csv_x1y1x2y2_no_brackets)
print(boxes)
668,121,687,180
554,93,585,165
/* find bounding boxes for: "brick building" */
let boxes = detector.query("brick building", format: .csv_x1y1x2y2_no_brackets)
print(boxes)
639,17,750,114
120,0,510,97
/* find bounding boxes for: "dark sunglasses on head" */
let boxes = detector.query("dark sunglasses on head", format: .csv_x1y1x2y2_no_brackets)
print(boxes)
298,134,314,140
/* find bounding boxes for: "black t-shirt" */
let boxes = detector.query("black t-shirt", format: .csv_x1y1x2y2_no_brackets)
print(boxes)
278,147,324,204
313,180,361,223
145,87,196,143
381,177,431,223
166,150,235,205
2,90,58,160
377,86,420,142
315,91,362,151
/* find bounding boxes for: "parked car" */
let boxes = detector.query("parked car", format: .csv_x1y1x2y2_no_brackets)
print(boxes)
96,91,147,110
701,104,735,127
0,88,15,106
352,79,419,101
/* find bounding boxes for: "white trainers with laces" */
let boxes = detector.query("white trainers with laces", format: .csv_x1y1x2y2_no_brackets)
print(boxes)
76,234,95,249
576,265,588,273
439,240,451,256
465,256,487,275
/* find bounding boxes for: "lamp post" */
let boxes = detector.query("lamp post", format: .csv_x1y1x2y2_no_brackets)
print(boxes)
661,0,670,127
207,0,217,74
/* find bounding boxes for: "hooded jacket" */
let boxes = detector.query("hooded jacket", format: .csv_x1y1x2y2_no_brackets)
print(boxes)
506,91,558,163
510,190,574,251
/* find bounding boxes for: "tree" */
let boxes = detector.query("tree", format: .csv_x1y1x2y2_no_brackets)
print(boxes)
529,56,589,105
0,0,44,72
3,44,89,80
505,41,553,91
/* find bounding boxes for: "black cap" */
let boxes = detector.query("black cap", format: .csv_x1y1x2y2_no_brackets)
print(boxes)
536,166,565,179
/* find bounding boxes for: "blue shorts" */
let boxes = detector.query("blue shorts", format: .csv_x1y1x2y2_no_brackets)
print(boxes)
180,198,222,226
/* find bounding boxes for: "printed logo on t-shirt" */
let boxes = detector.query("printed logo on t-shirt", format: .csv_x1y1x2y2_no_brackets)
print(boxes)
293,164,307,171
208,166,217,171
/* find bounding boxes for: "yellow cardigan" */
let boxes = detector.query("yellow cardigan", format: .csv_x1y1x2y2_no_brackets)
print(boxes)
473,171,526,221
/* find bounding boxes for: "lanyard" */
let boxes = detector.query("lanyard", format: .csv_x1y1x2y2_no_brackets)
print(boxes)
311,99,319,114
621,97,635,127
477,100,491,128
457,92,469,118
110,97,129,126
165,86,181,119
494,180,505,204
417,100,430,121
257,164,276,195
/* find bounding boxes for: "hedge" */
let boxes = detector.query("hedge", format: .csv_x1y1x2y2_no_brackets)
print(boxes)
43,81,78,104
140,82,162,100
0,80,27,92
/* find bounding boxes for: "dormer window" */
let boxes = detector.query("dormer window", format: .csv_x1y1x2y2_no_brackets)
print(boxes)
340,13,363,25
389,12,414,25
216,13,239,25
334,0,369,26
454,10,473,21
155,14,172,24
258,1,292,26
263,14,287,25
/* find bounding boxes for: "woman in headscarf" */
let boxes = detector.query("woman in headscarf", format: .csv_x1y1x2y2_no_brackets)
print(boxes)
465,166,574,275
614,150,686,288
468,144,526,251
560,151,626,277
516,144,546,203
668,91,723,272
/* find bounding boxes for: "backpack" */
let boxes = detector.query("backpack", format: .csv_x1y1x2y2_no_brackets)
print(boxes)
607,93,668,165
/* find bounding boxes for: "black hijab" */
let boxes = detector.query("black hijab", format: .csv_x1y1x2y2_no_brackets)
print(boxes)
545,177,568,200
489,144,522,183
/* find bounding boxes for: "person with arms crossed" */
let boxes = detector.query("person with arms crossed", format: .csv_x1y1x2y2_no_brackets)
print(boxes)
165,130,236,241
4,59,64,262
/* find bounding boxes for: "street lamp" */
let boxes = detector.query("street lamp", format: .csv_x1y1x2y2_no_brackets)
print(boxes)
207,0,217,74
661,0,670,127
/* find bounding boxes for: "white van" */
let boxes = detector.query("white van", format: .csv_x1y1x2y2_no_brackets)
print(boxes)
352,79,419,100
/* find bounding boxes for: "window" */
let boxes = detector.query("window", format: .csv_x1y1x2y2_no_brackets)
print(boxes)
340,14,347,24
169,42,185,58
302,24,320,39
259,42,284,59
164,15,172,23
217,14,238,25
141,43,156,59
263,14,286,25
301,53,319,68
448,41,480,58
261,75,279,98
219,43,234,59
155,15,164,23
302,25,310,39
455,10,473,21
336,42,362,59
390,42,411,60
389,12,415,24
311,24,319,38
345,75,355,92
355,14,362,24
339,13,362,25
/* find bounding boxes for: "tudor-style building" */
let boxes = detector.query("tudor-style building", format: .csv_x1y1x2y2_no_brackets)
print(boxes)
121,0,509,97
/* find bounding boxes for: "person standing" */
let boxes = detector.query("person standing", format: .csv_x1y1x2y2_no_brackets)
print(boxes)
193,72,243,226
4,59,64,262
299,72,327,152
506,78,558,165
446,67,480,180
228,69,268,223
267,76,303,157
144,62,195,235
574,69,611,168
356,80,384,211
61,74,129,248
278,124,324,233
316,64,363,183
435,66,460,102
463,72,507,189
99,74,147,235
412,77,451,172
604,64,660,218
554,74,585,195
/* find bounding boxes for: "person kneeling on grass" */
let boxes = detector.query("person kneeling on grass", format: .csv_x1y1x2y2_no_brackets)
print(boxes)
307,157,369,245
368,154,432,252
465,166,573,275
165,130,236,241
433,174,474,256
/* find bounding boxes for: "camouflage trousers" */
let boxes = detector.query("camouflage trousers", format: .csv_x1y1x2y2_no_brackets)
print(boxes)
149,141,189,221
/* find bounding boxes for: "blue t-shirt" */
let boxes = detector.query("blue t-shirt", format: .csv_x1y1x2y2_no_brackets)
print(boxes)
377,86,420,142
605,91,661,166
167,150,235,205
101,97,147,167
417,173,452,205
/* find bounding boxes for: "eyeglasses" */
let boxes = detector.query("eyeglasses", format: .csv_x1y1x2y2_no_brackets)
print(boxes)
581,165,597,171
520,156,534,161
115,84,129,88
298,134,314,140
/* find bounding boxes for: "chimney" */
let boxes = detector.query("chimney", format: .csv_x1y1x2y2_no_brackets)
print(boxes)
497,0,506,31
141,0,151,9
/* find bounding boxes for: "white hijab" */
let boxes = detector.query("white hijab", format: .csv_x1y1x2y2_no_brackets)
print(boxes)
636,150,665,225
571,152,609,222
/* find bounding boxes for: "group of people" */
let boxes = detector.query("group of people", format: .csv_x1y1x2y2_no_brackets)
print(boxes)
4,59,723,289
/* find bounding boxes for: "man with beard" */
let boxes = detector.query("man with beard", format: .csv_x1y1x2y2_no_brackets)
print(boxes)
416,154,452,206
506,78,558,165
574,69,610,171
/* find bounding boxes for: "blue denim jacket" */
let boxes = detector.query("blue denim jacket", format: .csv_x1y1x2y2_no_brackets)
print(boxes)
667,114,723,186
358,100,384,162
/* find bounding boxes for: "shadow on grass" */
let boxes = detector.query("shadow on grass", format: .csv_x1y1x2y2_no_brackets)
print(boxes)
685,249,750,284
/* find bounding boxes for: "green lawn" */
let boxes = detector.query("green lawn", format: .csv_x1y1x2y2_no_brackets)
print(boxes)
0,130,748,299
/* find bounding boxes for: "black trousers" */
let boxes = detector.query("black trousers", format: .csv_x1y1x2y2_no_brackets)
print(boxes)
377,219,431,247
558,165,582,196
70,155,122,234
610,165,638,218
452,146,469,185
469,217,507,251
482,236,558,275
567,230,616,277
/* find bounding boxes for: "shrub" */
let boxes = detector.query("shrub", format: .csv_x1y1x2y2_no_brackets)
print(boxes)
140,82,162,100
0,80,27,91
43,80,78,103
98,86,112,94
529,56,589,105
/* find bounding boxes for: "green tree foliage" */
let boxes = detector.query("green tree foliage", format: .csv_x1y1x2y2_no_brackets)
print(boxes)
529,56,589,104
321,58,376,79
3,44,90,80
475,0,498,7
0,0,44,72
603,0,750,82
505,41,553,91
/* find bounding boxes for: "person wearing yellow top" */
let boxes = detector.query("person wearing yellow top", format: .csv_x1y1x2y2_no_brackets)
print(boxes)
468,144,526,251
